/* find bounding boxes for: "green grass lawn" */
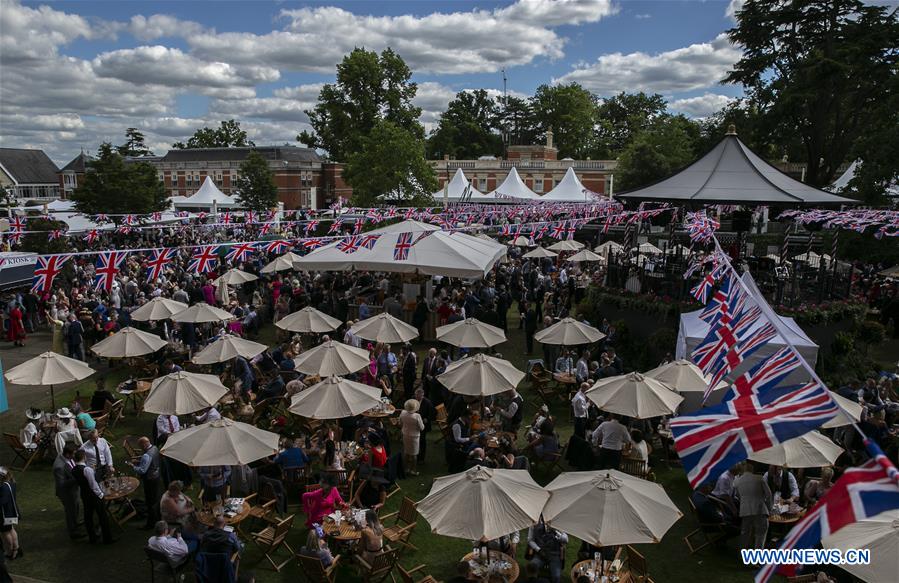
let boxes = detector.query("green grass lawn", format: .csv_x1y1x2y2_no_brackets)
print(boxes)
1,314,757,583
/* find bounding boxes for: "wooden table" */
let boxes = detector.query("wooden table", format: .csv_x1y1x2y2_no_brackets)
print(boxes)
769,509,805,525
483,431,517,449
102,476,140,529
323,515,363,542
363,404,396,419
197,500,252,531
118,380,151,413
570,559,628,582
462,550,519,583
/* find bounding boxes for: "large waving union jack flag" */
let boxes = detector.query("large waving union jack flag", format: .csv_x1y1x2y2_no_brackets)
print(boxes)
94,251,127,291
755,439,899,583
703,320,778,398
692,301,762,378
145,248,176,282
225,242,255,264
394,232,413,260
32,255,70,294
672,347,838,488
188,246,219,274
259,240,291,255
337,235,362,253
359,234,380,250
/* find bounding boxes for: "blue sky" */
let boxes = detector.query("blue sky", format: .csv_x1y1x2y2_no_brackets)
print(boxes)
2,0,750,163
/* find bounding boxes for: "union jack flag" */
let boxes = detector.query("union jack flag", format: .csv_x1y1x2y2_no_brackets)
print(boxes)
394,232,413,260
145,248,176,282
302,238,324,250
353,218,364,234
304,220,319,233
703,319,777,400
337,235,362,253
260,240,291,254
197,212,208,221
226,242,255,264
31,255,70,294
672,347,837,488
9,215,26,232
244,211,257,224
386,207,397,218
550,222,566,239
116,225,132,234
404,208,416,220
500,224,511,237
692,302,763,379
48,229,64,241
259,222,274,235
84,229,99,244
566,221,577,240
94,214,108,223
151,212,162,222
360,234,380,250
188,246,219,274
328,220,342,234
690,263,725,303
684,211,720,244
94,251,127,291
220,212,232,224
537,223,550,240
123,214,136,225
366,210,382,223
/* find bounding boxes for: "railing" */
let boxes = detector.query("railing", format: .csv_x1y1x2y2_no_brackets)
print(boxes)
431,159,617,172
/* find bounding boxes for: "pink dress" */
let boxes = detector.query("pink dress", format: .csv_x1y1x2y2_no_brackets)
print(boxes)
302,487,344,528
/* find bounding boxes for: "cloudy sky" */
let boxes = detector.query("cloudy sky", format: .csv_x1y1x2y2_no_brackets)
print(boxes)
2,0,752,165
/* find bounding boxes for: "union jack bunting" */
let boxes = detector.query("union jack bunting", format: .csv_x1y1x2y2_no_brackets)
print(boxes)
403,208,415,220
225,242,255,264
755,439,899,582
145,248,176,282
123,214,136,225
692,302,763,379
550,222,566,239
566,221,577,240
337,235,362,253
9,215,26,232
360,234,380,250
260,240,291,254
188,246,219,274
394,232,413,260
197,212,208,221
84,230,99,244
672,347,837,488
259,222,274,235
244,211,257,224
220,212,232,225
151,212,162,222
684,211,720,244
537,223,550,240
386,207,397,218
689,263,726,303
366,210,382,223
116,225,132,235
48,229,64,241
31,255,70,294
302,238,324,250
500,224,512,237
699,272,746,325
94,251,127,291
304,220,319,233
94,214,108,223
703,319,777,402
353,218,364,234
328,220,342,234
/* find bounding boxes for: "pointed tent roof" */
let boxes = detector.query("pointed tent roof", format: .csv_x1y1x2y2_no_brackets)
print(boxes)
434,168,484,202
173,176,238,208
616,128,857,206
543,167,603,202
830,160,899,198
477,166,538,201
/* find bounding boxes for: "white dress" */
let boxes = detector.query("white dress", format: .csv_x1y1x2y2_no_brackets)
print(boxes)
399,410,425,456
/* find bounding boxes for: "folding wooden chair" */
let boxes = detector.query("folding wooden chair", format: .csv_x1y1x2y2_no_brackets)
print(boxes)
251,514,296,571
323,468,354,501
396,562,439,583
3,433,41,472
382,497,419,553
296,553,342,583
434,404,449,443
683,498,728,555
356,547,399,583
244,491,278,530
92,412,111,439
122,435,143,465
620,458,654,481
108,399,126,428
625,545,655,583
530,443,566,475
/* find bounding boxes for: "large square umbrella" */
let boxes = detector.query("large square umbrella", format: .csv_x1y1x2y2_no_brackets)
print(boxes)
643,359,727,393
4,351,94,409
261,252,303,274
748,431,843,468
548,239,584,252
522,247,557,259
823,509,899,583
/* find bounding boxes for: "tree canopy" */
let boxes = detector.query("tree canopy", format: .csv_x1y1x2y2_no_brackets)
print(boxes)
531,83,598,159
615,115,702,190
173,120,255,149
427,90,502,160
235,151,278,211
71,143,167,215
117,127,153,157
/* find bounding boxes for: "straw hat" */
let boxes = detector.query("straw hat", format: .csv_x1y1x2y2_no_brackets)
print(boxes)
25,408,43,420
404,399,419,413
56,407,74,419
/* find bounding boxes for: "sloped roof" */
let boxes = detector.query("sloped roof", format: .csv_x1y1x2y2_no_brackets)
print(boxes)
434,168,484,201
830,160,899,198
0,148,59,184
173,176,237,208
60,153,93,173
616,130,857,206
162,146,320,164
542,167,602,202
477,166,538,201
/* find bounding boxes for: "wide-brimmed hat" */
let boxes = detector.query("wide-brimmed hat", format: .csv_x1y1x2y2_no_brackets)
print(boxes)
25,408,43,420
404,399,419,413
56,407,74,419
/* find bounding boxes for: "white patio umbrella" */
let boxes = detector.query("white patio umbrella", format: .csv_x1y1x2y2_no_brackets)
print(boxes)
547,239,585,252
823,509,899,583
288,376,382,419
292,340,370,376
171,302,235,323
749,431,843,468
644,359,727,393
349,312,418,344
161,418,279,466
436,318,506,348
261,251,303,274
143,371,229,415
90,327,168,358
534,317,605,346
217,268,259,286
511,236,532,247
822,391,864,429
543,470,683,546
129,297,189,321
4,351,94,409
666,244,691,256
437,353,525,397
636,242,663,255
418,465,550,541
586,372,684,419
192,334,268,365
522,246,558,259
595,241,623,254
275,306,342,333
567,249,605,263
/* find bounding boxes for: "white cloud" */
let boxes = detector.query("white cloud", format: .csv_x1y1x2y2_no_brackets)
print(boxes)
725,0,745,20
0,1,94,64
669,93,735,118
128,14,205,40
208,84,324,123
553,33,741,95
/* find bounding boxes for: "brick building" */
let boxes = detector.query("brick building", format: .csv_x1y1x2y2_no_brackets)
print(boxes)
57,152,92,198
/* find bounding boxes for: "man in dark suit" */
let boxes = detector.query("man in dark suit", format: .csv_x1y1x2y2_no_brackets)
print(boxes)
421,348,439,403
414,388,435,464
401,344,418,401
523,302,538,354
53,444,83,539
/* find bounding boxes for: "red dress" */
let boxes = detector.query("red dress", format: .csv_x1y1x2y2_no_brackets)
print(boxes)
6,306,25,342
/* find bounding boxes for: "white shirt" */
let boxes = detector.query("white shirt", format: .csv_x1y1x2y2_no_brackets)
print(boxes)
77,462,105,498
21,422,39,449
156,414,181,436
80,437,114,469
499,391,521,420
572,391,589,419
575,359,589,383
196,408,221,424
712,470,736,499
148,534,189,564
591,420,632,451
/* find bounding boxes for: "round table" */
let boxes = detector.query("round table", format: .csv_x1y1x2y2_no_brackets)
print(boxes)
323,515,363,542
769,510,805,525
197,501,252,528
553,372,576,385
570,559,627,582
484,431,517,449
102,476,140,528
363,404,396,419
462,550,519,583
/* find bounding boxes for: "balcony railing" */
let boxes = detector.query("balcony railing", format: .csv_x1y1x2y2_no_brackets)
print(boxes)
431,159,617,172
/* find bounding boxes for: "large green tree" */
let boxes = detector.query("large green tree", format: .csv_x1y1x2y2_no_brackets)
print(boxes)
172,120,255,149
344,120,436,207
725,0,899,187
427,90,502,159
530,83,598,159
298,48,423,162
595,92,668,157
497,95,539,147
235,151,278,211
117,127,153,157
616,115,702,190
72,143,167,215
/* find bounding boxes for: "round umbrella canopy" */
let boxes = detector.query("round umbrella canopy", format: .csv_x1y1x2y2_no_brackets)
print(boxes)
511,236,532,247
748,431,843,468
543,470,682,546
586,372,684,419
171,302,235,323
666,244,691,256
288,376,382,419
437,353,525,397
261,251,303,274
823,509,899,583
636,242,662,255
436,318,506,348
418,465,550,541
276,306,342,333
534,317,605,346
349,312,419,344
522,246,558,259
192,334,268,365
5,351,94,386
567,249,605,263
161,418,279,466
547,239,585,252
217,268,259,286
822,391,864,429
292,340,370,376
130,297,189,321
594,241,623,254
91,327,168,358
143,371,229,415
644,359,727,393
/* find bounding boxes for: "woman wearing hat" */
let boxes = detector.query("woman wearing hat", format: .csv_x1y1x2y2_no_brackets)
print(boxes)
6,301,26,347
0,468,20,560
400,399,425,476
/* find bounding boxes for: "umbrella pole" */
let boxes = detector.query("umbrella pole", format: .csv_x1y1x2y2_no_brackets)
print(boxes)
50,384,56,411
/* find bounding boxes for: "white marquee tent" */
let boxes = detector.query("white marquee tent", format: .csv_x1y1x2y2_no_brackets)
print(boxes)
542,167,603,202
434,168,484,203
173,176,238,209
476,167,538,201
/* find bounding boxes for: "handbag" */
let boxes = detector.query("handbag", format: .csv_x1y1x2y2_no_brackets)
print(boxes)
3,483,18,526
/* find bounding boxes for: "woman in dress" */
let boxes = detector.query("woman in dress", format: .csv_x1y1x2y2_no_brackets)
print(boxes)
6,302,26,347
626,429,652,473
160,480,194,525
301,474,345,528
359,509,384,565
399,399,425,476
0,467,20,559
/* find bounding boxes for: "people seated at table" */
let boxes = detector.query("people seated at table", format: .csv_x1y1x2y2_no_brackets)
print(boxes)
352,466,388,511
763,465,799,503
302,474,345,528
272,438,310,471
803,467,834,505
56,407,79,434
160,480,194,525
497,388,524,433
711,463,743,518
198,515,243,557
624,429,651,470
359,509,385,564
554,349,574,374
527,517,568,583
21,409,43,451
89,378,116,412
198,465,231,503
475,531,519,558
465,447,493,470
299,526,334,567
72,403,95,432
147,520,189,566
256,375,286,402
690,483,740,540
526,420,560,462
